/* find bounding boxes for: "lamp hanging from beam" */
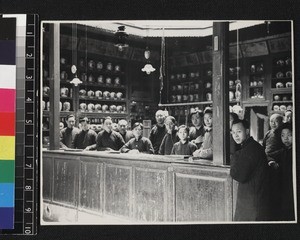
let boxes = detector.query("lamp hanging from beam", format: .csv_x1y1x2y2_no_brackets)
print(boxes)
114,26,129,52
141,29,156,74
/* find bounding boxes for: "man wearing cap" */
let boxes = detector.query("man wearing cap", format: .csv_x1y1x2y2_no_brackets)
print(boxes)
59,114,80,149
73,117,97,150
118,119,134,143
189,109,205,148
94,117,125,151
149,110,168,154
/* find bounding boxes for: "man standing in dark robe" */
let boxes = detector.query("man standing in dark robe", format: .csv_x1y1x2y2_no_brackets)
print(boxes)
73,117,97,150
230,119,271,221
149,110,167,154
94,117,125,151
59,114,80,149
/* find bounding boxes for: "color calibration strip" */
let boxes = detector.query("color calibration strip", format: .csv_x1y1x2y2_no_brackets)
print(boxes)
0,14,37,235
0,17,17,230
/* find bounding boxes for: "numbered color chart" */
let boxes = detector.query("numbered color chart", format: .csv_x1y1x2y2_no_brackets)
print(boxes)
0,17,17,230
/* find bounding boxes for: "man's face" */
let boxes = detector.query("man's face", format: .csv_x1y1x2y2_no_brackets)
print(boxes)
81,121,89,131
165,119,175,133
103,119,112,132
270,114,282,130
156,112,165,125
178,128,188,141
285,112,292,123
231,122,249,144
281,128,292,148
66,117,75,128
191,113,202,127
204,113,212,128
118,120,128,134
133,126,143,138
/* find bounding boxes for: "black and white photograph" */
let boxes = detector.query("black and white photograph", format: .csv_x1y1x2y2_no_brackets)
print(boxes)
41,20,296,224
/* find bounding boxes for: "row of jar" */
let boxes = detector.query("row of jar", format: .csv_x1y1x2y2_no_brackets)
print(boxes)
274,71,292,78
170,82,211,92
42,101,73,111
42,100,126,113
79,90,124,99
78,103,126,113
170,92,212,103
273,104,292,112
169,67,241,81
61,71,123,85
273,94,292,101
274,57,292,67
59,57,123,72
274,81,292,88
250,63,264,74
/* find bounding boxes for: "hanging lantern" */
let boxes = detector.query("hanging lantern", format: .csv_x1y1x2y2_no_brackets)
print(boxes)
114,26,129,51
70,65,82,86
141,64,156,74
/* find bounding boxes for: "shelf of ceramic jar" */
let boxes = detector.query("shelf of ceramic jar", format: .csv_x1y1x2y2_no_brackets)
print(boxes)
78,97,126,103
80,82,126,89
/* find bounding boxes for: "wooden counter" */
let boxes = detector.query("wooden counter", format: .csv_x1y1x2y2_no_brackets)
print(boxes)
42,150,235,223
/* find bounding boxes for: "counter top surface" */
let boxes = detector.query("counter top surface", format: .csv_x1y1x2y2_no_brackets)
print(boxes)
42,148,230,169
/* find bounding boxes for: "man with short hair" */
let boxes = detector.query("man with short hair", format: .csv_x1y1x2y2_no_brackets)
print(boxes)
73,117,97,150
149,110,167,154
59,114,80,149
188,109,205,148
230,119,271,221
95,117,125,151
118,119,134,143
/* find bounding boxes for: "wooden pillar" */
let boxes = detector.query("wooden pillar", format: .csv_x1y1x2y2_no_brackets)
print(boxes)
49,23,60,150
212,22,230,165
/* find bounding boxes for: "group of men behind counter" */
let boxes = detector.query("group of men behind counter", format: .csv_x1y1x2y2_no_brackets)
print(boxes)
58,108,294,222
59,108,213,157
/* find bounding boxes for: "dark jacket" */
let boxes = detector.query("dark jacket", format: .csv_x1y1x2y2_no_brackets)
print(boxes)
230,137,271,221
73,129,97,149
120,130,135,143
159,130,179,155
59,127,80,149
149,124,167,154
171,141,197,156
263,129,284,161
274,146,295,221
189,125,205,148
120,136,154,154
95,130,125,151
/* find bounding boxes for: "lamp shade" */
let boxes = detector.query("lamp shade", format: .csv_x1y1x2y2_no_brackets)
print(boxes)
141,64,156,74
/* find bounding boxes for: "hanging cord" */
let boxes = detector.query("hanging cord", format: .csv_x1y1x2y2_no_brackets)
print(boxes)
159,28,165,106
85,25,88,117
236,28,241,106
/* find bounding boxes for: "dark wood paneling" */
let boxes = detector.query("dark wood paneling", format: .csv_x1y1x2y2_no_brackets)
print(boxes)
43,151,234,222
53,158,79,205
43,157,53,200
175,173,228,221
104,164,132,217
79,162,102,212
134,168,167,222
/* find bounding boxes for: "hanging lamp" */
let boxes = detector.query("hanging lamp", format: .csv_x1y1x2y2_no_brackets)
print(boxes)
141,29,156,74
114,26,129,52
